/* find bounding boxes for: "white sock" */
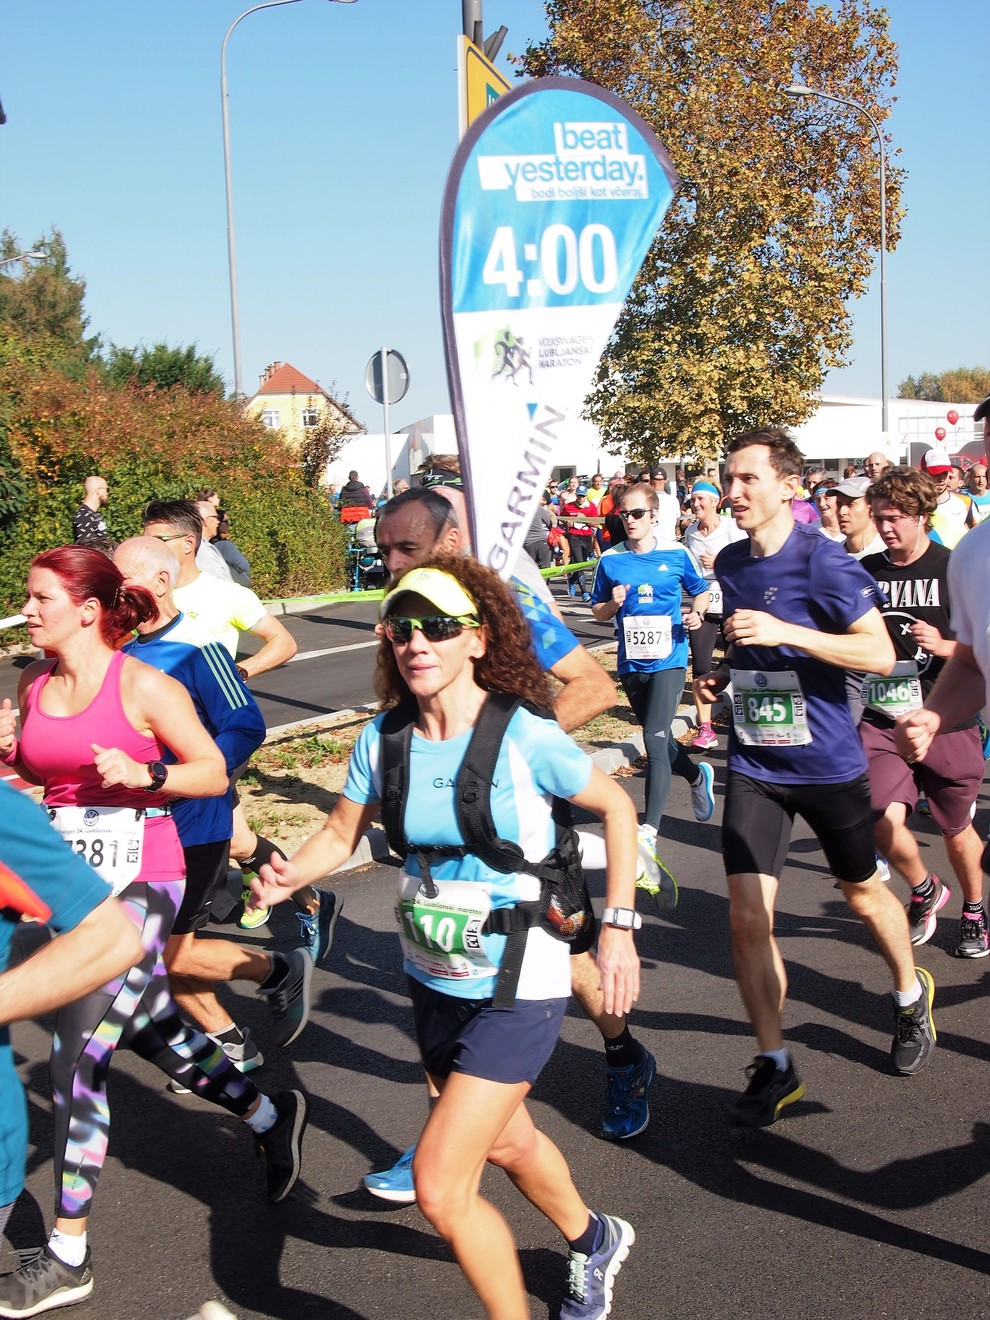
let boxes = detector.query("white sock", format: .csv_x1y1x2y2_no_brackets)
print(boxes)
244,1095,278,1134
893,978,923,1009
762,1048,790,1072
48,1230,87,1267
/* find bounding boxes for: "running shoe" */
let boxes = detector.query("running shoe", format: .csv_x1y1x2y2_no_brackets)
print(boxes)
891,967,937,1075
362,1143,418,1204
0,1245,93,1317
635,828,678,911
690,726,718,751
239,885,269,930
955,909,990,959
690,760,715,822
874,853,890,883
905,877,951,946
258,948,313,1047
560,1213,635,1320
296,889,343,966
255,1089,308,1202
582,592,592,604
167,1026,264,1095
601,1048,656,1141
729,1056,805,1127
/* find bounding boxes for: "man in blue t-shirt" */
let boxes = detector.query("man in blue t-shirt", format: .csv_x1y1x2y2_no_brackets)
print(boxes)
0,783,139,1246
695,428,937,1127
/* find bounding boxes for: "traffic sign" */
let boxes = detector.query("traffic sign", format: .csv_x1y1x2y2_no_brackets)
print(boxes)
458,35,510,138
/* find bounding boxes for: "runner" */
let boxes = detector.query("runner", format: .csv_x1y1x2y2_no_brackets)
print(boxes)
858,472,986,953
0,547,305,1317
249,558,638,1320
922,447,971,549
591,482,716,839
694,429,937,1127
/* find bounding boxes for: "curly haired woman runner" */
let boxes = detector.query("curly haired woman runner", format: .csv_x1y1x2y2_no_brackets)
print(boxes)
251,556,639,1319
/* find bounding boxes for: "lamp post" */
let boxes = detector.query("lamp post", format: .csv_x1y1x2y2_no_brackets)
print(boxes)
221,0,358,400
0,251,44,271
784,82,889,437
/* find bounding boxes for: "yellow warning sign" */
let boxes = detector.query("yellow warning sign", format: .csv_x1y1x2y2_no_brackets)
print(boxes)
458,35,511,137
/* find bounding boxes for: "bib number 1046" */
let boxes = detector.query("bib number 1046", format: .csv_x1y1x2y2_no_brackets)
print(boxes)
482,224,619,298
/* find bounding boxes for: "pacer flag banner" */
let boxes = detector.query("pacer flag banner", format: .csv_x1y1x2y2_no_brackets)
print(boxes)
440,77,680,577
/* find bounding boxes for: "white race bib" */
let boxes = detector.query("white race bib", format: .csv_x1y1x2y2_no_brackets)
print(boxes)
47,805,144,896
860,660,923,718
396,871,498,982
730,669,811,747
623,613,672,661
707,581,723,614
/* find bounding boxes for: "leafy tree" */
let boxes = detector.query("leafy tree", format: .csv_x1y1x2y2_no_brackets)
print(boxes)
0,228,100,370
298,387,354,490
104,340,227,396
520,0,903,464
898,367,990,403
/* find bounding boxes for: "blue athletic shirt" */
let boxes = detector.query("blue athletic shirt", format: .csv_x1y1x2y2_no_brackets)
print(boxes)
123,613,266,846
510,574,579,670
715,521,885,784
590,539,708,674
343,703,592,1001
1,783,112,1206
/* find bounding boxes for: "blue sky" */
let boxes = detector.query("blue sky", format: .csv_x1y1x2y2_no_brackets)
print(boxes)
2,1,987,433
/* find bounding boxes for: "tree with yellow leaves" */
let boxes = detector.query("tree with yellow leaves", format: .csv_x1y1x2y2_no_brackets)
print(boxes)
520,0,902,464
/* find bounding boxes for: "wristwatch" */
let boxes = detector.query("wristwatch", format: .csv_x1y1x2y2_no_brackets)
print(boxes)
601,906,642,931
144,760,169,793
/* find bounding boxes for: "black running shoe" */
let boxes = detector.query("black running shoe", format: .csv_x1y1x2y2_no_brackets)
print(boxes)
729,1056,805,1127
256,1089,308,1202
891,967,937,1075
0,1245,93,1317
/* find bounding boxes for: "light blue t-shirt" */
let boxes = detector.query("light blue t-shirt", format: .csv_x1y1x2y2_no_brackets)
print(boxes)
344,703,591,1000
590,539,708,674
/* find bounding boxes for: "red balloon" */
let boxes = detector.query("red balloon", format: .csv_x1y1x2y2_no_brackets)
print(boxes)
946,409,959,425
935,427,946,441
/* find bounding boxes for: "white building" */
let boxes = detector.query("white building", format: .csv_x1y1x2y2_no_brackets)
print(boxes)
326,394,985,498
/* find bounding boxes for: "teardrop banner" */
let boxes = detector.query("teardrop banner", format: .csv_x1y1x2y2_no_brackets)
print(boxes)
439,77,680,577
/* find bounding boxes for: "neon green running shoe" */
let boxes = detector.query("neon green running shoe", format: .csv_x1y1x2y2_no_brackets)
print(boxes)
239,885,270,930
635,827,678,911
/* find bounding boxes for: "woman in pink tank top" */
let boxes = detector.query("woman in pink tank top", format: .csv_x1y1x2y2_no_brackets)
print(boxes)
0,547,306,1314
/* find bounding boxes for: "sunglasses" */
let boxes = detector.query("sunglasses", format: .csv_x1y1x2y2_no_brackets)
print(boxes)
618,507,651,520
383,614,480,644
149,531,191,542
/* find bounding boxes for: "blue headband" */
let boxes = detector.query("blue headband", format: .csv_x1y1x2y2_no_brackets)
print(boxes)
691,481,720,498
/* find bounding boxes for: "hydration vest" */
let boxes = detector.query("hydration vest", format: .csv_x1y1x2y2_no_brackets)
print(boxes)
379,692,596,1006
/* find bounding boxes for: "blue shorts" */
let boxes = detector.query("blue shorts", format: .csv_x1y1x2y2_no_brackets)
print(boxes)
407,976,567,1085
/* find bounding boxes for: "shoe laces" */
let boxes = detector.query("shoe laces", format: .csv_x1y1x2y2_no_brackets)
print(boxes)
565,1252,590,1302
894,1002,925,1043
13,1249,53,1283
960,914,987,941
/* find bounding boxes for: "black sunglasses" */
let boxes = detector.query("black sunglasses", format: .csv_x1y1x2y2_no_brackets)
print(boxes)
618,507,651,520
383,614,479,644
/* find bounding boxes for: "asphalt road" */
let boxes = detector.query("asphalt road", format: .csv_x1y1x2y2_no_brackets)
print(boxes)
6,749,990,1319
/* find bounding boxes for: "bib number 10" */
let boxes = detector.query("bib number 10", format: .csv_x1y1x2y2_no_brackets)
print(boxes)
482,224,619,298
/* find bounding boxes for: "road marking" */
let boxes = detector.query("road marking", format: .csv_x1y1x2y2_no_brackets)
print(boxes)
287,640,378,663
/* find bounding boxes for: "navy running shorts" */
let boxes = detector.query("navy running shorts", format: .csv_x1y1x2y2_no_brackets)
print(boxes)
172,839,231,935
407,976,567,1086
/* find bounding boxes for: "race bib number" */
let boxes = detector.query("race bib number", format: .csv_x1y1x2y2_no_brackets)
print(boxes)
623,614,672,661
707,581,723,614
396,872,498,983
47,805,144,896
730,669,811,747
861,660,922,717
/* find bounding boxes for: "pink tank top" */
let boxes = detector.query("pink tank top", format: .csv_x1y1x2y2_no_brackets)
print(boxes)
20,651,183,883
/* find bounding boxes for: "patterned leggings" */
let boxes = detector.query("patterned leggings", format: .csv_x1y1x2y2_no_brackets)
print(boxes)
50,880,258,1221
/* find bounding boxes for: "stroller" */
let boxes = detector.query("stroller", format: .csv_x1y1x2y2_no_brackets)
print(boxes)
346,517,385,591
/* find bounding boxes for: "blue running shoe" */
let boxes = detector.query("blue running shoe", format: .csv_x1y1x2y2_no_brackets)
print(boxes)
296,889,343,966
690,760,715,822
560,1213,635,1319
601,1048,656,1141
362,1142,417,1204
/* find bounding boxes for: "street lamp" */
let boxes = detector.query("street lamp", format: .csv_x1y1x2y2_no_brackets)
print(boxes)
221,0,358,400
0,251,44,271
784,81,889,437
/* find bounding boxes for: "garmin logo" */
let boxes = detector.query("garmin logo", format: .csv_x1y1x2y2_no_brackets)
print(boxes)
488,406,565,574
477,120,648,202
